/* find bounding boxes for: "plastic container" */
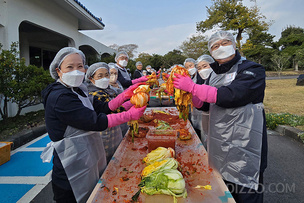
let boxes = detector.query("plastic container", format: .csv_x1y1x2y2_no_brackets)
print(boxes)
147,130,177,152
0,142,13,166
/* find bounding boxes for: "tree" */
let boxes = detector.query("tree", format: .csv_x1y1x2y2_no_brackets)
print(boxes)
242,29,275,69
278,26,304,71
149,54,164,71
271,53,291,77
196,0,271,52
0,42,17,120
0,42,53,119
109,43,139,59
295,49,304,70
11,62,53,116
163,49,186,68
179,34,209,59
136,52,152,68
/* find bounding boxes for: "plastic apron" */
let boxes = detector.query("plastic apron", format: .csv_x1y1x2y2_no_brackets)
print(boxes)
116,65,131,134
207,59,264,190
41,84,107,203
99,118,123,162
200,111,209,147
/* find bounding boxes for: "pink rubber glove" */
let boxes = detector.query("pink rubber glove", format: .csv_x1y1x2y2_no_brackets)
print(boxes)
132,76,148,84
173,73,217,103
107,106,147,128
108,83,144,111
192,95,204,108
122,101,133,111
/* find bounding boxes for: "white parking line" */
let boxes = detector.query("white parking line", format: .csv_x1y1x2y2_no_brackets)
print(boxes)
16,183,51,203
0,171,51,184
11,133,49,155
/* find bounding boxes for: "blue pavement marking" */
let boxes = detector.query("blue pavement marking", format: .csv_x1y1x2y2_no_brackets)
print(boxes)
0,184,35,203
26,135,51,148
0,151,52,176
219,191,233,203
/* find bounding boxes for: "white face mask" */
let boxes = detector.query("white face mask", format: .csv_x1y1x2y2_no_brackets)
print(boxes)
211,45,235,60
188,68,197,76
118,60,128,67
109,74,117,83
60,70,85,87
94,77,110,89
199,68,213,80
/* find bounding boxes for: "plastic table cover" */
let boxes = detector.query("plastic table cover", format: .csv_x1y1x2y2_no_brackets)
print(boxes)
87,107,235,203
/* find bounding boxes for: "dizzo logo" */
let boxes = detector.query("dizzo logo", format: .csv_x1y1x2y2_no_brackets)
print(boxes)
225,182,296,194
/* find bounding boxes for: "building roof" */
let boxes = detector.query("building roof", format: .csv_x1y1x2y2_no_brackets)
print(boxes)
53,0,105,30
73,0,105,27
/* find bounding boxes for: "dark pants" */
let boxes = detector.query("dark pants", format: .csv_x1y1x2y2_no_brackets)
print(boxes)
224,172,264,203
52,182,76,203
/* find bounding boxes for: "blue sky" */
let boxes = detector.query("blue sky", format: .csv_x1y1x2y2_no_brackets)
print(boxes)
81,0,304,57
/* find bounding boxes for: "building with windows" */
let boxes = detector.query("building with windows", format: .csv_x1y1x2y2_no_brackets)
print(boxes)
0,0,115,118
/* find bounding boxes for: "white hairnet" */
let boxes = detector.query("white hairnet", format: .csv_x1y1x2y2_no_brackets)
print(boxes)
49,47,86,79
108,62,116,70
208,31,236,52
136,61,142,67
183,58,196,66
196,54,215,65
115,51,129,62
85,62,109,82
146,65,152,69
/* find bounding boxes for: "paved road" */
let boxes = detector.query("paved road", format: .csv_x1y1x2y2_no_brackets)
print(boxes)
266,75,299,80
264,130,304,203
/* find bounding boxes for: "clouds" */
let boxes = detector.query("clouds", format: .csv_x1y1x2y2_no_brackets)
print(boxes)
82,23,198,56
81,0,304,56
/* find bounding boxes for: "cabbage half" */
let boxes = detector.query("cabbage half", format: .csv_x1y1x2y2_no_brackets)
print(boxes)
143,147,175,165
141,158,179,177
140,169,187,201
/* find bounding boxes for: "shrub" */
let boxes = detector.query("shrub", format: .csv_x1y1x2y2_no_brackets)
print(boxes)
266,113,304,130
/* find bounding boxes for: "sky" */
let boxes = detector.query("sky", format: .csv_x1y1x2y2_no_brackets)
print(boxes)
80,0,304,57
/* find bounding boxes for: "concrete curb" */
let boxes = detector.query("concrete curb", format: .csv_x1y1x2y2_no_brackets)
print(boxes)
5,124,47,150
275,125,304,144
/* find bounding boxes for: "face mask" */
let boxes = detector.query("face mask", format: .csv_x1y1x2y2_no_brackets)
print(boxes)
109,74,117,83
118,60,128,67
199,68,213,80
61,70,85,87
188,68,197,76
94,77,110,89
211,45,235,60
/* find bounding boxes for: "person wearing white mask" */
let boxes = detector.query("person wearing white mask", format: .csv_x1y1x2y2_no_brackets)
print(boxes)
183,58,198,83
115,51,148,89
172,31,267,203
42,47,146,203
187,55,215,145
146,65,152,75
196,54,215,81
108,62,124,95
85,62,133,163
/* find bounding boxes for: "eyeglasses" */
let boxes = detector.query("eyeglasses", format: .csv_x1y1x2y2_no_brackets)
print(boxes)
211,40,232,51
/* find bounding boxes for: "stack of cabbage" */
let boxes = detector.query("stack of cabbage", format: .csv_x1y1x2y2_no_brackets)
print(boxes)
139,147,187,202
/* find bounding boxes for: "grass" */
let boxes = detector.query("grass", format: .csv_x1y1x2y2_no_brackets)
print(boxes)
264,78,304,131
0,110,45,141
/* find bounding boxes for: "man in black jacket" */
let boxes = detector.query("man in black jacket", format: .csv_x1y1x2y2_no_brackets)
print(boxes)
172,30,267,203
133,61,144,79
